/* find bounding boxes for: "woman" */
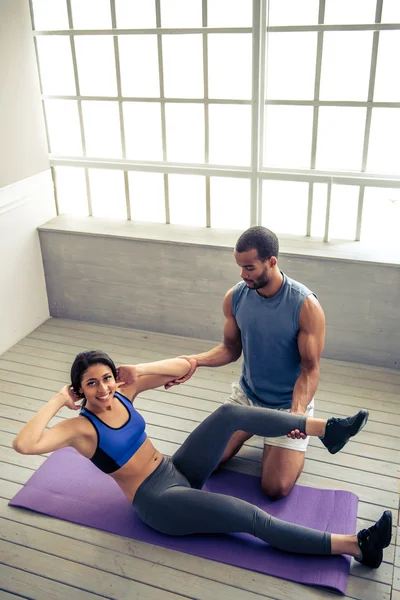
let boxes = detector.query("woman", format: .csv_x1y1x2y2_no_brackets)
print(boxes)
13,350,391,569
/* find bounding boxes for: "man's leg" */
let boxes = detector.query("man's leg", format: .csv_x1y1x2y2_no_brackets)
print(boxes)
261,445,305,500
261,399,315,500
219,430,253,463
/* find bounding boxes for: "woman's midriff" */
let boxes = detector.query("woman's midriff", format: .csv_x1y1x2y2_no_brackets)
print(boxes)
110,437,164,503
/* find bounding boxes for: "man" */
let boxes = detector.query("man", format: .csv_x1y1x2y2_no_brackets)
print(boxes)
167,226,325,500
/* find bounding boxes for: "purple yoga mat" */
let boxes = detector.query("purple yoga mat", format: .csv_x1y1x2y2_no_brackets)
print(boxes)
10,447,358,594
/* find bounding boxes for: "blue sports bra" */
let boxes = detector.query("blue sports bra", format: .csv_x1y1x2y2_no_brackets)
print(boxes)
80,391,147,474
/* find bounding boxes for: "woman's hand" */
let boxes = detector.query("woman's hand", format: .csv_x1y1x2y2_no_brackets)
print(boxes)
56,385,82,411
116,365,137,388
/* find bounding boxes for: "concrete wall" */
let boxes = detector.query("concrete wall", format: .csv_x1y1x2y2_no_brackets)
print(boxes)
0,0,55,355
39,230,400,369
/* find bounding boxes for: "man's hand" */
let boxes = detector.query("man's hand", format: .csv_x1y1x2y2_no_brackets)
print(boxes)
287,408,307,439
164,357,197,389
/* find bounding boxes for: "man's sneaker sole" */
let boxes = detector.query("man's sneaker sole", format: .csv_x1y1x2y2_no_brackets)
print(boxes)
381,510,392,548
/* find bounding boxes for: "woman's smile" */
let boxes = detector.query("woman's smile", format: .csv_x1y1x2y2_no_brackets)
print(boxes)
96,392,112,401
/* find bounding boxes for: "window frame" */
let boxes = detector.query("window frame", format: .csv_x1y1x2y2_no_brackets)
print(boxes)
30,0,400,241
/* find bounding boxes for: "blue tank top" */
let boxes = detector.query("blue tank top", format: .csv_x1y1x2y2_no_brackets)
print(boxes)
80,391,147,474
232,273,313,409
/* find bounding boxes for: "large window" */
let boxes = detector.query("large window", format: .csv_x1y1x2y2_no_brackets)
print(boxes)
31,0,400,243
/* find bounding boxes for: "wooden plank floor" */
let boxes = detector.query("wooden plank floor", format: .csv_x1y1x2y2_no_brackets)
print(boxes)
0,317,399,600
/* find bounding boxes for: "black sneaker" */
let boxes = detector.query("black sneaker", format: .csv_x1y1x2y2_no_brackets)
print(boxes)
319,409,369,454
355,510,392,568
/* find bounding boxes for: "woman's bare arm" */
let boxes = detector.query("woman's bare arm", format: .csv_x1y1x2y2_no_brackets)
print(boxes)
117,358,191,398
13,385,83,455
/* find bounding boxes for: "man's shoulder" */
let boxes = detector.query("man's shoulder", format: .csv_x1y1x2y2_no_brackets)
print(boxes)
284,273,313,300
231,280,247,296
231,281,249,314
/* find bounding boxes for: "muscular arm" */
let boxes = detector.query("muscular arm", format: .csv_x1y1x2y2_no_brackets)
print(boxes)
190,288,242,368
163,288,243,389
291,295,325,414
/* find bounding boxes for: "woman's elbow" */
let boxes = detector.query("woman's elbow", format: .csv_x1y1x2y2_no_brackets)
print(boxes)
12,437,33,455
178,358,192,376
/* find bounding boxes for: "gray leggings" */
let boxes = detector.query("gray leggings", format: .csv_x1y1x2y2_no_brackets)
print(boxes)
133,403,331,555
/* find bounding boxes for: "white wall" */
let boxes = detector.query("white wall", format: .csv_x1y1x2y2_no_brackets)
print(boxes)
0,0,56,355
0,173,56,355
0,0,50,188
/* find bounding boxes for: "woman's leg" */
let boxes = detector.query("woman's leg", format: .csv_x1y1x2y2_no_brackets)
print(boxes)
144,484,333,555
143,484,387,562
172,403,320,488
172,403,368,489
134,458,390,569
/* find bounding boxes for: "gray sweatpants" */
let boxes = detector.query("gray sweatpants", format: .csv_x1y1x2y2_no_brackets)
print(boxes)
133,403,331,555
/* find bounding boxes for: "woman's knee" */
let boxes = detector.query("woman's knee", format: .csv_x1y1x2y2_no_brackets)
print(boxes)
216,402,239,419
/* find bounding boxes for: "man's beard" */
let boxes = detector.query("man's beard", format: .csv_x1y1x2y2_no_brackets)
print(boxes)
252,278,269,290
251,268,270,289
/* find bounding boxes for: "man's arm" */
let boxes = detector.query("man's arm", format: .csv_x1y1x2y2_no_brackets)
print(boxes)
193,287,243,367
291,295,325,415
164,288,242,388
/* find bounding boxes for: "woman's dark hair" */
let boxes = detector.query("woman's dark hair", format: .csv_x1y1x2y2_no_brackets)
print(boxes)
70,350,117,408
235,226,279,261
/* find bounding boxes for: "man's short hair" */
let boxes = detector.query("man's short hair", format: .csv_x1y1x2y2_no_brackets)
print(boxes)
235,226,279,261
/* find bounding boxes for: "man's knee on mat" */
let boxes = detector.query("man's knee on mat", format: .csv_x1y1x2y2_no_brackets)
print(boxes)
261,445,305,499
261,478,295,500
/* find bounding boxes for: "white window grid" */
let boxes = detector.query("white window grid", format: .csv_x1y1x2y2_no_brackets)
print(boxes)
30,0,400,241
